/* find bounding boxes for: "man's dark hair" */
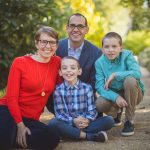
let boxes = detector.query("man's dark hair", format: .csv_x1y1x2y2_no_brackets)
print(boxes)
102,32,122,46
67,13,88,26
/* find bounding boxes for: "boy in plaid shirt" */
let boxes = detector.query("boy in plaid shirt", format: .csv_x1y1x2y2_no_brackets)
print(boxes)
48,56,114,142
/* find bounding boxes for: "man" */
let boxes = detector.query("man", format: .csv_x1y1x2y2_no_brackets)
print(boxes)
47,13,102,113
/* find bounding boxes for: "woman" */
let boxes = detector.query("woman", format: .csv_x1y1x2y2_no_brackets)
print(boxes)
0,26,61,150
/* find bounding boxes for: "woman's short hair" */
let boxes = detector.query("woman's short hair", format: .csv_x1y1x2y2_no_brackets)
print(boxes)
34,26,58,42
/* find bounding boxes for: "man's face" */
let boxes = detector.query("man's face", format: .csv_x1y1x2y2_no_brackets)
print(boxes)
66,15,89,44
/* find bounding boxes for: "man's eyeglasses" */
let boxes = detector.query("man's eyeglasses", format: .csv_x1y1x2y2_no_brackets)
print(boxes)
38,40,57,47
68,24,87,30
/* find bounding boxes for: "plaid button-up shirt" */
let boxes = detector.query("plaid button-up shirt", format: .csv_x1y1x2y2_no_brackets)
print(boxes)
54,80,98,125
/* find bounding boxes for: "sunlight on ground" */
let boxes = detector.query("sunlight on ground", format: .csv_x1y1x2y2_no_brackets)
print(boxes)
136,108,150,113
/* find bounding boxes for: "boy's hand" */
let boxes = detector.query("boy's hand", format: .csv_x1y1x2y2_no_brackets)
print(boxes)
116,96,128,108
104,73,115,90
73,117,89,129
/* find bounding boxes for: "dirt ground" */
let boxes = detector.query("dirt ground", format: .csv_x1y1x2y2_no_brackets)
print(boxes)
39,66,150,150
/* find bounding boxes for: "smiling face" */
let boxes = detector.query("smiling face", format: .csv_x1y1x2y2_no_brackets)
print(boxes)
102,37,122,60
66,15,89,46
35,33,58,60
59,58,82,85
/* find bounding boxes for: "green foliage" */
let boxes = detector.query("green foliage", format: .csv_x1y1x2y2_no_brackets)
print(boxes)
138,47,150,71
0,0,71,89
120,0,150,31
1,0,150,89
120,0,146,6
0,88,6,98
131,8,150,31
124,30,150,55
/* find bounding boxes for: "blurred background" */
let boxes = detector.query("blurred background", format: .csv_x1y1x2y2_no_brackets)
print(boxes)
0,0,150,95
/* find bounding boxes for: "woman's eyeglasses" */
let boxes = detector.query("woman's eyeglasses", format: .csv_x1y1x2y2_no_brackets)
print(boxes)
38,40,57,47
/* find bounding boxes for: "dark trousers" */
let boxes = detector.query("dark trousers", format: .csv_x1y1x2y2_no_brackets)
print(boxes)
0,106,59,150
48,116,114,139
46,94,55,114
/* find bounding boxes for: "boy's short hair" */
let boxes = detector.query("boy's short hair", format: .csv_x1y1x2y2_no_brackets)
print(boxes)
61,56,81,69
102,32,122,46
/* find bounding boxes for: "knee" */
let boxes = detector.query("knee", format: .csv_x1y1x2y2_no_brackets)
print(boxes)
48,118,59,127
124,77,137,89
95,97,105,111
95,98,102,110
46,126,60,141
46,124,60,148
48,118,60,132
103,116,114,129
30,125,60,150
107,116,114,127
95,97,112,112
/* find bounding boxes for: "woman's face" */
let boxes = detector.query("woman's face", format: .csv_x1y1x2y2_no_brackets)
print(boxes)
35,33,58,59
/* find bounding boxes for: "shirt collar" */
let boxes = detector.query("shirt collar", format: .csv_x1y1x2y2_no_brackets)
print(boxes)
64,79,80,90
68,39,84,51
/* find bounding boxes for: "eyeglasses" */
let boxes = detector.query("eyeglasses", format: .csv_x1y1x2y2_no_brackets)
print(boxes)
38,40,57,47
68,24,87,30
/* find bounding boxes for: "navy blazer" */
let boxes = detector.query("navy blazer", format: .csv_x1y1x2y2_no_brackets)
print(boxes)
56,38,102,93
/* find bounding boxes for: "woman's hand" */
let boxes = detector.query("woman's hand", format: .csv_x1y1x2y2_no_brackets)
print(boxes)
16,122,31,148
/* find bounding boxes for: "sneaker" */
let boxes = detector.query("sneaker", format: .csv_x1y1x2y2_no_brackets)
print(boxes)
121,121,134,136
114,117,122,126
92,131,108,142
114,108,123,126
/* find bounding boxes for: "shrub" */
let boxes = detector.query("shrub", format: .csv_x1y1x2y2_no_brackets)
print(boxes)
138,47,150,71
0,88,6,98
124,30,150,55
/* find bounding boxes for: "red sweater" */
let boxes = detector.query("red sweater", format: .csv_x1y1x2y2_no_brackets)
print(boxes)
0,56,62,123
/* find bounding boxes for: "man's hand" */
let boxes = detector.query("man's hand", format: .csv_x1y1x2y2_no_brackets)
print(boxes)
16,122,31,148
73,116,89,129
116,96,128,108
104,73,115,90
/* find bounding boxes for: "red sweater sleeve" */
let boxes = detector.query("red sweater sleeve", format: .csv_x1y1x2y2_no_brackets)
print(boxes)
6,58,23,123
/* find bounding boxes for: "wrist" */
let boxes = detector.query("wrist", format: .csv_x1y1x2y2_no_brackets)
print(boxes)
17,122,25,128
112,73,116,78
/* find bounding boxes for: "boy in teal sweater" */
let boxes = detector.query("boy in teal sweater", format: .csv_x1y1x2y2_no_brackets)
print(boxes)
95,32,144,136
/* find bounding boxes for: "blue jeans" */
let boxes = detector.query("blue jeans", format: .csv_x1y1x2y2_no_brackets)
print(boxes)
48,116,114,139
0,106,59,150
